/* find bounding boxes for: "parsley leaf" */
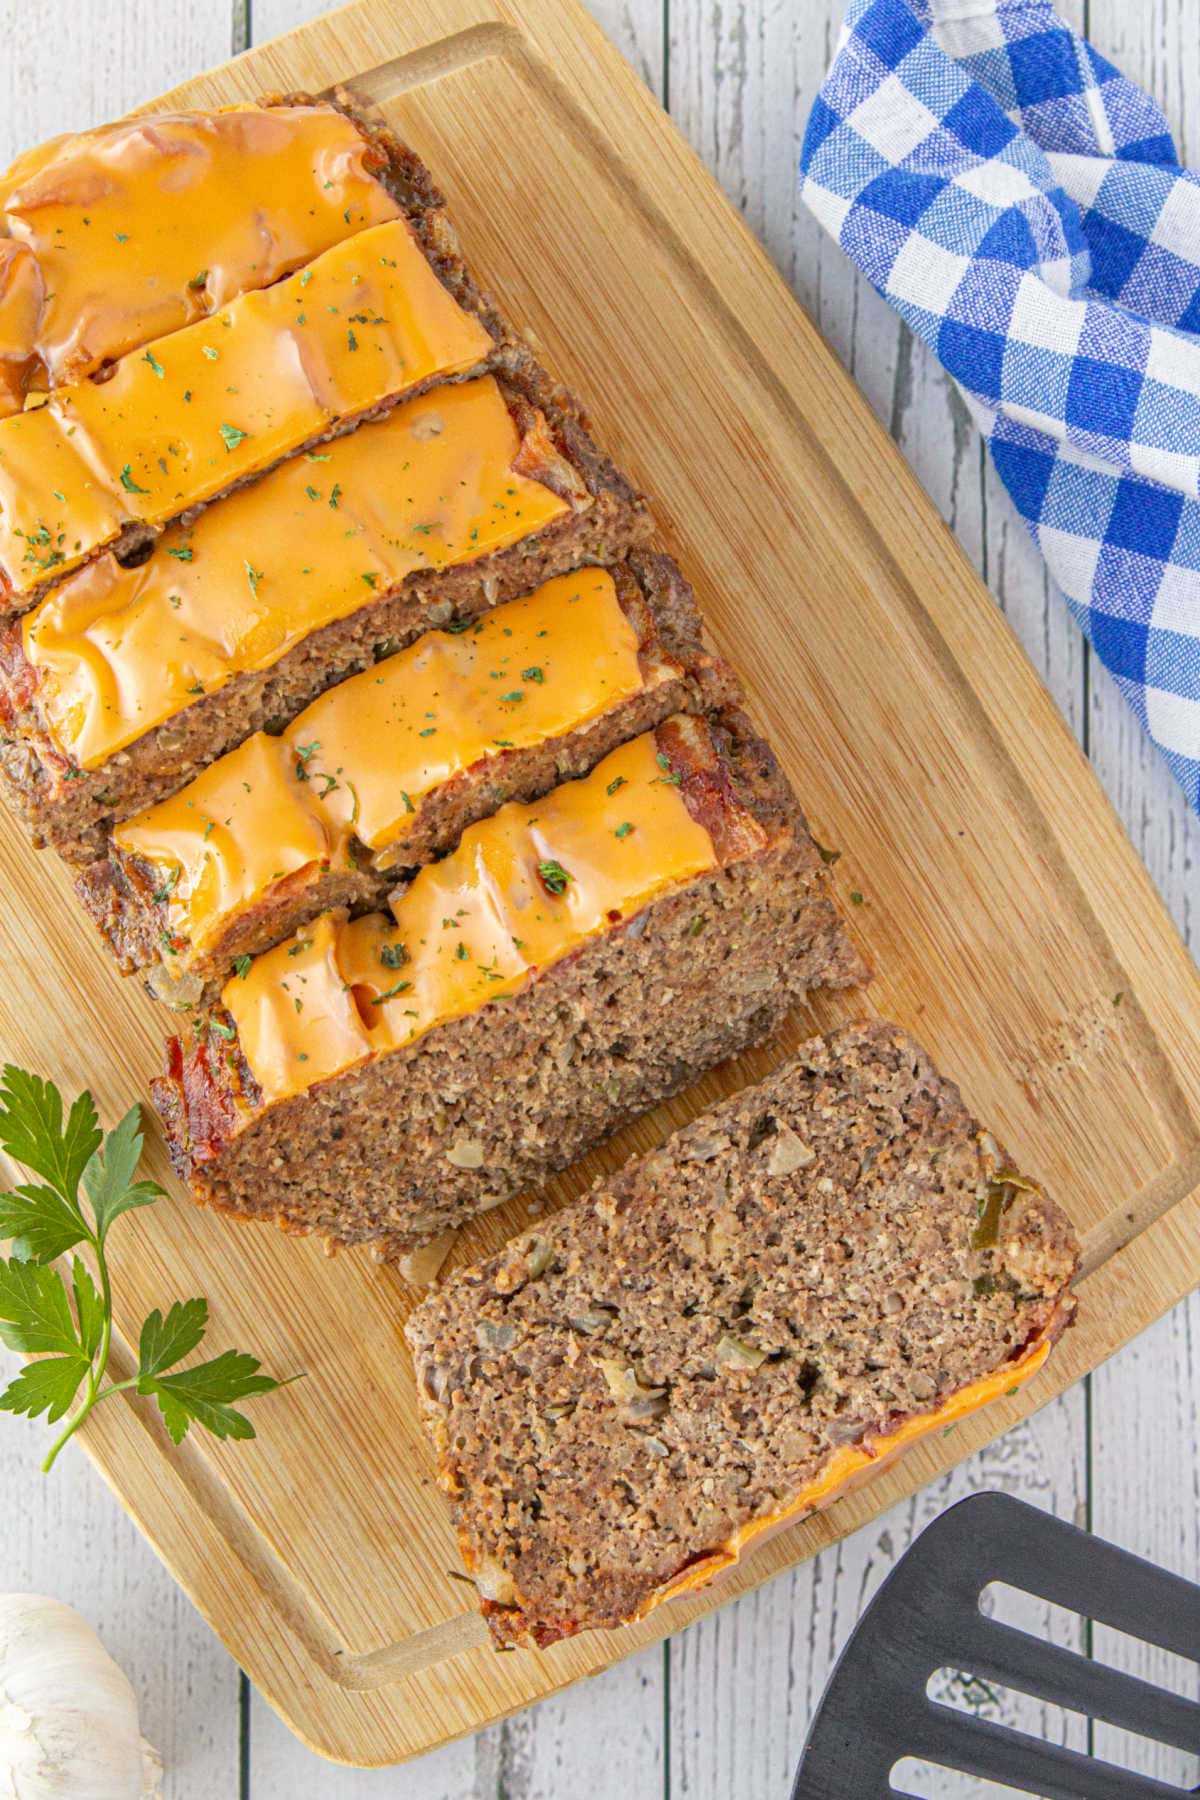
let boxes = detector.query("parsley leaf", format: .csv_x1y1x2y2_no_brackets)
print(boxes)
0,1184,89,1263
138,1297,209,1379
81,1105,160,1245
142,1349,284,1445
0,1258,80,1355
0,1068,100,1204
0,1354,90,1423
0,1072,294,1472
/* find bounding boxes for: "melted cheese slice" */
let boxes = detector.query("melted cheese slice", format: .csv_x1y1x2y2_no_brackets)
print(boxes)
0,215,494,596
114,570,654,960
224,732,719,1105
22,377,571,768
117,733,342,961
0,103,402,406
0,241,41,416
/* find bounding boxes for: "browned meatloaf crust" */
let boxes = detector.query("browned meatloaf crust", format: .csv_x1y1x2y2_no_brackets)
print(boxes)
405,1020,1080,1648
151,711,867,1259
76,555,741,1000
0,350,650,862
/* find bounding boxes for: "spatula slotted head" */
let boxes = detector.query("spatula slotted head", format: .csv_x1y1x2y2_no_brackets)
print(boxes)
790,1491,1200,1799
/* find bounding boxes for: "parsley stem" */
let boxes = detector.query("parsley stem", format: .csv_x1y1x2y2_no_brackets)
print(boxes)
41,1229,112,1473
42,1386,93,1473
92,1377,138,1403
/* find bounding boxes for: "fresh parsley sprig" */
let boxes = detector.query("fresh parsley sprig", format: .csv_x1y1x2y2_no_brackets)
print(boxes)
0,1066,294,1471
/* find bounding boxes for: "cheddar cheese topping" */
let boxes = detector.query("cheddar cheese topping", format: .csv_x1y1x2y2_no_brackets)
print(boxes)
223,732,720,1105
114,570,659,959
22,377,571,768
0,215,494,597
0,103,404,409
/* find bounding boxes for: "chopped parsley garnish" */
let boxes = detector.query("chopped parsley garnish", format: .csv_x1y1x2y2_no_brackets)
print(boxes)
537,859,571,895
219,423,248,452
655,751,681,785
244,562,263,597
151,866,181,904
142,350,165,379
521,666,545,683
188,270,209,290
119,465,149,495
375,979,412,1003
233,955,252,979
166,546,194,562
347,328,358,352
202,346,219,361
606,774,627,796
379,943,409,969
500,690,523,704
613,822,634,839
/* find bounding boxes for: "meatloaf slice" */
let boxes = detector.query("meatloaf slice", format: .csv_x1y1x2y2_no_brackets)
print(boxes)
0,92,464,414
152,712,867,1258
78,556,739,1001
0,364,650,861
406,1020,1080,1649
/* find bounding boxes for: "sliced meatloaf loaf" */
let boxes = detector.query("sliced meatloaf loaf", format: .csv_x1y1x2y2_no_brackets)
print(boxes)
0,94,450,414
0,366,649,860
152,712,867,1258
77,556,739,1001
406,1020,1080,1649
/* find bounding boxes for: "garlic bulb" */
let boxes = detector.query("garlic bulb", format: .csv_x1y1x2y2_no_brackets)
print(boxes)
0,1595,162,1799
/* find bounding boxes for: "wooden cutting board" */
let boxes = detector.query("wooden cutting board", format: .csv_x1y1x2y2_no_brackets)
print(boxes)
3,0,1200,1766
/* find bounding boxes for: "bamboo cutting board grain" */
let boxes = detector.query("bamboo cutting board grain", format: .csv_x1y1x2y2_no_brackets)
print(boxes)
2,0,1200,1765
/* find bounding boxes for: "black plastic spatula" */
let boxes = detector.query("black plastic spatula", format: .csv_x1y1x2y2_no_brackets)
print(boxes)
790,1490,1200,1798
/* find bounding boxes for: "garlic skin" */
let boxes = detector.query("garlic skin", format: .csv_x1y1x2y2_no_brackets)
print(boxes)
0,1595,162,1799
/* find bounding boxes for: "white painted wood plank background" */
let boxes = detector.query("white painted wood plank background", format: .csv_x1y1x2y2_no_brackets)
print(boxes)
0,1,1197,1794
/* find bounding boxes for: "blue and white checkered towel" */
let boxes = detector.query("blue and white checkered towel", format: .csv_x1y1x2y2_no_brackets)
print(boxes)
800,0,1200,812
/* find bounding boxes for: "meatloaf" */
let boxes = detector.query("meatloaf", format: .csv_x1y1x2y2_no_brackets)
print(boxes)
0,94,453,414
0,365,649,860
78,556,739,1000
152,712,867,1258
406,1020,1079,1648
0,95,535,610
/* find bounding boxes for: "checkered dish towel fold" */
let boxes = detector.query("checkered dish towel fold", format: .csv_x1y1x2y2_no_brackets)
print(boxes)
800,0,1200,812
